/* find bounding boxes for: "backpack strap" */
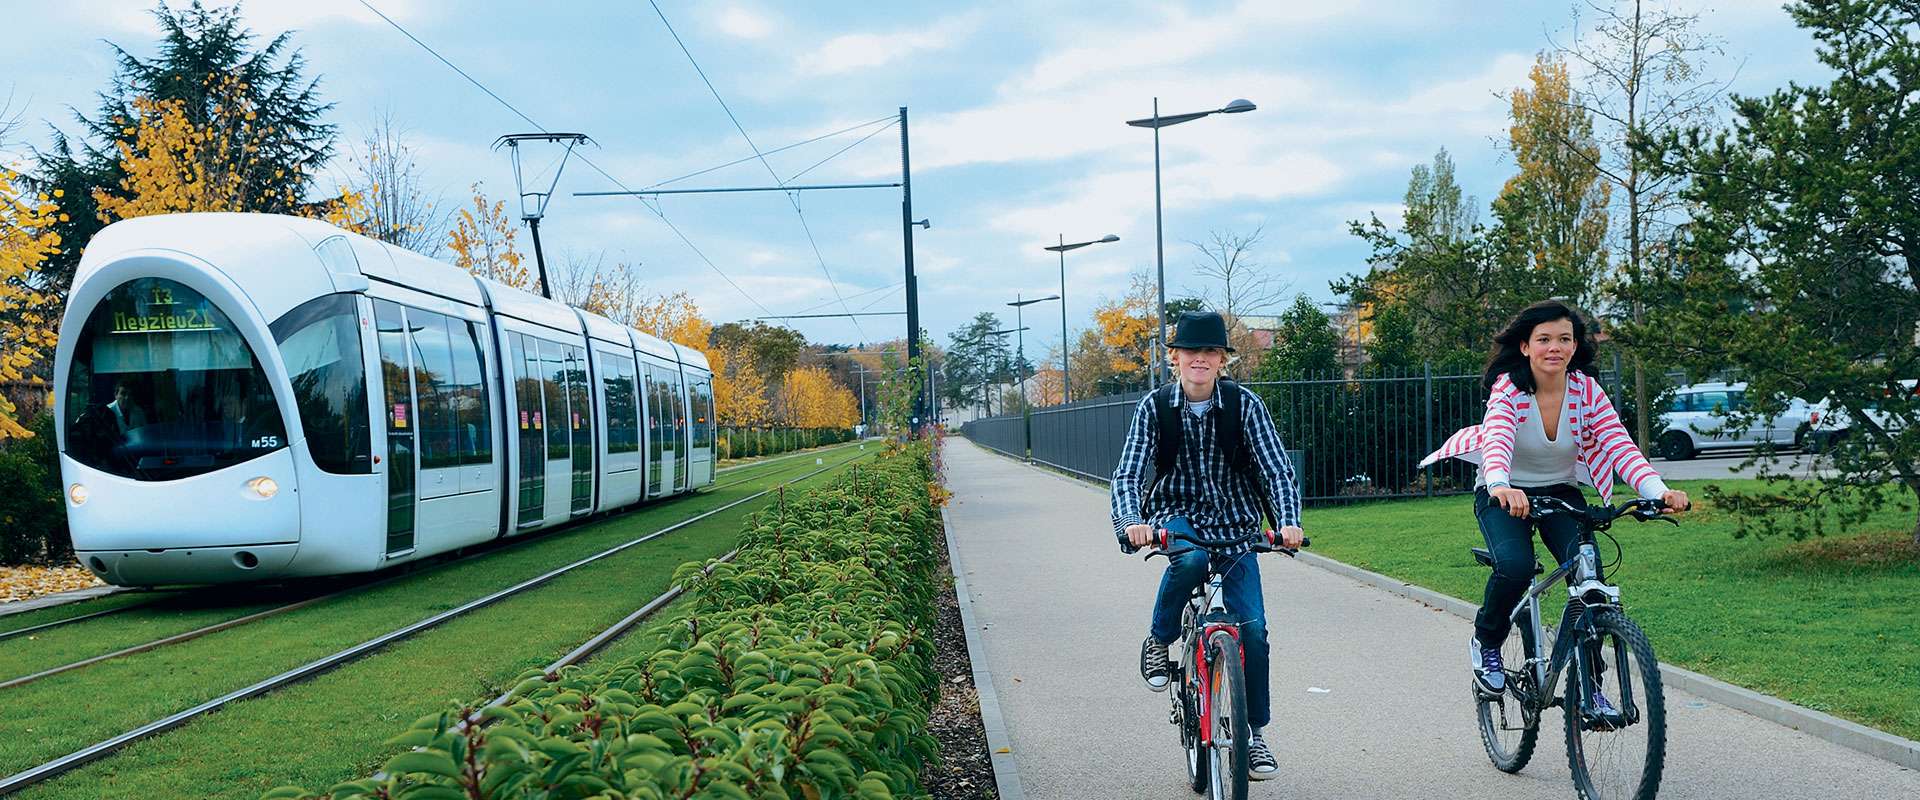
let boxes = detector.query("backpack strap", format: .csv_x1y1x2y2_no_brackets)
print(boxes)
1217,378,1246,471
1152,383,1182,480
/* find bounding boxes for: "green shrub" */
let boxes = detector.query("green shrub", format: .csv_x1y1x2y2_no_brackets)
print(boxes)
719,428,857,460
271,443,942,800
0,412,70,566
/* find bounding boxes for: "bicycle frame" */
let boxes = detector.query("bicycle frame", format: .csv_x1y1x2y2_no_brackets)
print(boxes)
1185,569,1241,748
1503,529,1636,720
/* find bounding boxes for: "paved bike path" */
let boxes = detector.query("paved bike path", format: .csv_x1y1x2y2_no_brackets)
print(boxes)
942,439,1918,799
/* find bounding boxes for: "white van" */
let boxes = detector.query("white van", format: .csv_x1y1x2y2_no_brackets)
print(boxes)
1655,382,1812,460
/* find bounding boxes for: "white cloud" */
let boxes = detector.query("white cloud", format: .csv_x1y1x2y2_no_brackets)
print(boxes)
795,12,981,76
716,6,774,39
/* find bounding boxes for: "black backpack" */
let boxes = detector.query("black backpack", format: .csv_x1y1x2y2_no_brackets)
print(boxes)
1149,379,1279,528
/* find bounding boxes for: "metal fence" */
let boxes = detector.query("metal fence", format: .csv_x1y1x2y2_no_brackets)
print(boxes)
962,366,1492,503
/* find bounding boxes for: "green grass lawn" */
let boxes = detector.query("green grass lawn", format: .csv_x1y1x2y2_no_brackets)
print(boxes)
0,445,874,798
1303,479,1920,742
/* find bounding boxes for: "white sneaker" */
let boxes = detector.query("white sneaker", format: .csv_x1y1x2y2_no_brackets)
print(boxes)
1472,637,1507,695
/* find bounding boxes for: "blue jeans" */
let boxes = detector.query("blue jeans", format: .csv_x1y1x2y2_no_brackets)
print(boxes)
1147,519,1271,729
1473,483,1587,646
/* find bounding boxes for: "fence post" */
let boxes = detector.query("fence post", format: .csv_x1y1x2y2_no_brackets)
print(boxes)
1424,361,1435,498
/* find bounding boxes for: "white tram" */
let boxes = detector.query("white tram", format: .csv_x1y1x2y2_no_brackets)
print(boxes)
52,213,717,586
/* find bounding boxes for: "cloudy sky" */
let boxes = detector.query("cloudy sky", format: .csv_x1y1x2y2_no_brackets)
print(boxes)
2,0,1831,358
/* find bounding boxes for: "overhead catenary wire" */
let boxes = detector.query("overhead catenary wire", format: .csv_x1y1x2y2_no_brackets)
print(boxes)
360,0,898,334
355,0,778,319
646,0,871,341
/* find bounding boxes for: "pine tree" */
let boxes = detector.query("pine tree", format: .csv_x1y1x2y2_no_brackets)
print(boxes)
30,0,336,301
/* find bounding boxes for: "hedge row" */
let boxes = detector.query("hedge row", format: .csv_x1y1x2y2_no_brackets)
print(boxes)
719,427,858,460
0,412,73,567
272,441,944,800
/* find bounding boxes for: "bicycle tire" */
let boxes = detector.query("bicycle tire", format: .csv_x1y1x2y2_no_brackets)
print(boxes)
1206,629,1250,800
1182,606,1208,793
1564,608,1666,800
1477,621,1543,772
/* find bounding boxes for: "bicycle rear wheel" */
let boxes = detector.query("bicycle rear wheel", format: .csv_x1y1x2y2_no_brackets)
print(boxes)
1477,622,1542,772
1205,629,1249,800
1564,608,1666,800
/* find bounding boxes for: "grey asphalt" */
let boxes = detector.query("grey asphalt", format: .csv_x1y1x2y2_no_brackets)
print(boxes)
1654,449,1831,481
942,439,1918,799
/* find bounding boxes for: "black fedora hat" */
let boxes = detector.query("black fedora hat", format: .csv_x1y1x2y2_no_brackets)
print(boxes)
1167,311,1234,352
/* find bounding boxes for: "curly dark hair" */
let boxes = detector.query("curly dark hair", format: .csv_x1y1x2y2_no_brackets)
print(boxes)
1481,300,1601,393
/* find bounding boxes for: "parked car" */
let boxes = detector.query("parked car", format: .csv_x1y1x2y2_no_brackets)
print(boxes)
1804,379,1916,452
1655,382,1813,460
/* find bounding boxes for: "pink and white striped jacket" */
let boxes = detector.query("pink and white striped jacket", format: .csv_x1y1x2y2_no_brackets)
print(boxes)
1418,371,1669,504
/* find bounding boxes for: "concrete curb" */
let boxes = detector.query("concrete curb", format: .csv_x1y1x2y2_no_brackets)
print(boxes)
0,585,129,619
942,507,1027,800
1296,550,1920,772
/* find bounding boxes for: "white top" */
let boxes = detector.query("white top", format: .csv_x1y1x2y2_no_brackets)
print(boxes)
1479,401,1577,488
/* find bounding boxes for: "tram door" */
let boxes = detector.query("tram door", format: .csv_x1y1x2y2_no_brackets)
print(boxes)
509,333,545,528
373,301,417,554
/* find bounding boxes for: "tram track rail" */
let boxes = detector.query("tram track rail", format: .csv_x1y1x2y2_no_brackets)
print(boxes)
0,442,862,691
0,447,875,797
0,441,861,650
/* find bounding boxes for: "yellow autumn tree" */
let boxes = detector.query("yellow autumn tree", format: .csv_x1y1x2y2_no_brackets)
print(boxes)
775,365,858,429
1092,269,1158,384
0,170,64,439
93,75,363,228
446,183,529,290
1030,366,1065,407
710,344,771,427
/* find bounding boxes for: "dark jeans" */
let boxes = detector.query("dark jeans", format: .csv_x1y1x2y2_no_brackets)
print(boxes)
1147,518,1271,729
1473,483,1588,646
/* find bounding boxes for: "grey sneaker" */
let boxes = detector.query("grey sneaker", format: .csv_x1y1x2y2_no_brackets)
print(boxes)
1586,690,1623,731
1472,638,1506,695
1248,733,1279,780
1140,636,1171,691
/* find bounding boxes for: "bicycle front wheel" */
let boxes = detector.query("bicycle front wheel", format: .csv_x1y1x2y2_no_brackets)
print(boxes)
1205,629,1249,800
1477,623,1542,772
1564,608,1666,800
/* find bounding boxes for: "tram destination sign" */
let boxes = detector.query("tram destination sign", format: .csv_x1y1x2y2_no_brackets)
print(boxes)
111,305,218,334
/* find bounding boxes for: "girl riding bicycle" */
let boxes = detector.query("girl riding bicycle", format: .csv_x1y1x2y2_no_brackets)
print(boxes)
1110,311,1305,782
1418,300,1688,704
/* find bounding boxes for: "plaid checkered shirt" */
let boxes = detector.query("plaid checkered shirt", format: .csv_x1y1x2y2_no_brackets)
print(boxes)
1110,383,1303,552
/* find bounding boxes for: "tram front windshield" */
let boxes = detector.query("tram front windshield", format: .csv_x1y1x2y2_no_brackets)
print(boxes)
64,278,287,481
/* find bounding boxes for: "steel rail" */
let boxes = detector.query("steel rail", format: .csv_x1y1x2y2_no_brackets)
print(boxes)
0,451,870,796
0,596,167,642
0,444,853,684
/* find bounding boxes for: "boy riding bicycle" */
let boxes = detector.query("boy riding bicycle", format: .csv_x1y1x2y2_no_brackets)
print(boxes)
1110,311,1305,781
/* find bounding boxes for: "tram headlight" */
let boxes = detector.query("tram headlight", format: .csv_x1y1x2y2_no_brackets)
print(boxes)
68,484,89,506
247,477,279,499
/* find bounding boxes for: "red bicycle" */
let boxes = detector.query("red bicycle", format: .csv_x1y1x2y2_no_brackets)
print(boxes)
1147,526,1305,800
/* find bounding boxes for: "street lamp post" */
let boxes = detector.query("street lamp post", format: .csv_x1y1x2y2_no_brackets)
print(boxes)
1043,233,1119,403
986,327,1026,418
1126,98,1256,384
1008,293,1060,459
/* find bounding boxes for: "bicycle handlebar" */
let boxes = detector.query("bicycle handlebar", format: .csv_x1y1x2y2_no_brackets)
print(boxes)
1526,495,1680,527
1144,527,1310,560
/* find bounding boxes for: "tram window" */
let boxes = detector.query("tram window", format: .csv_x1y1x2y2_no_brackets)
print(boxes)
643,363,666,460
538,337,569,460
269,293,371,474
603,353,639,455
449,320,491,466
64,278,288,481
565,345,592,454
407,310,457,470
690,377,714,450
